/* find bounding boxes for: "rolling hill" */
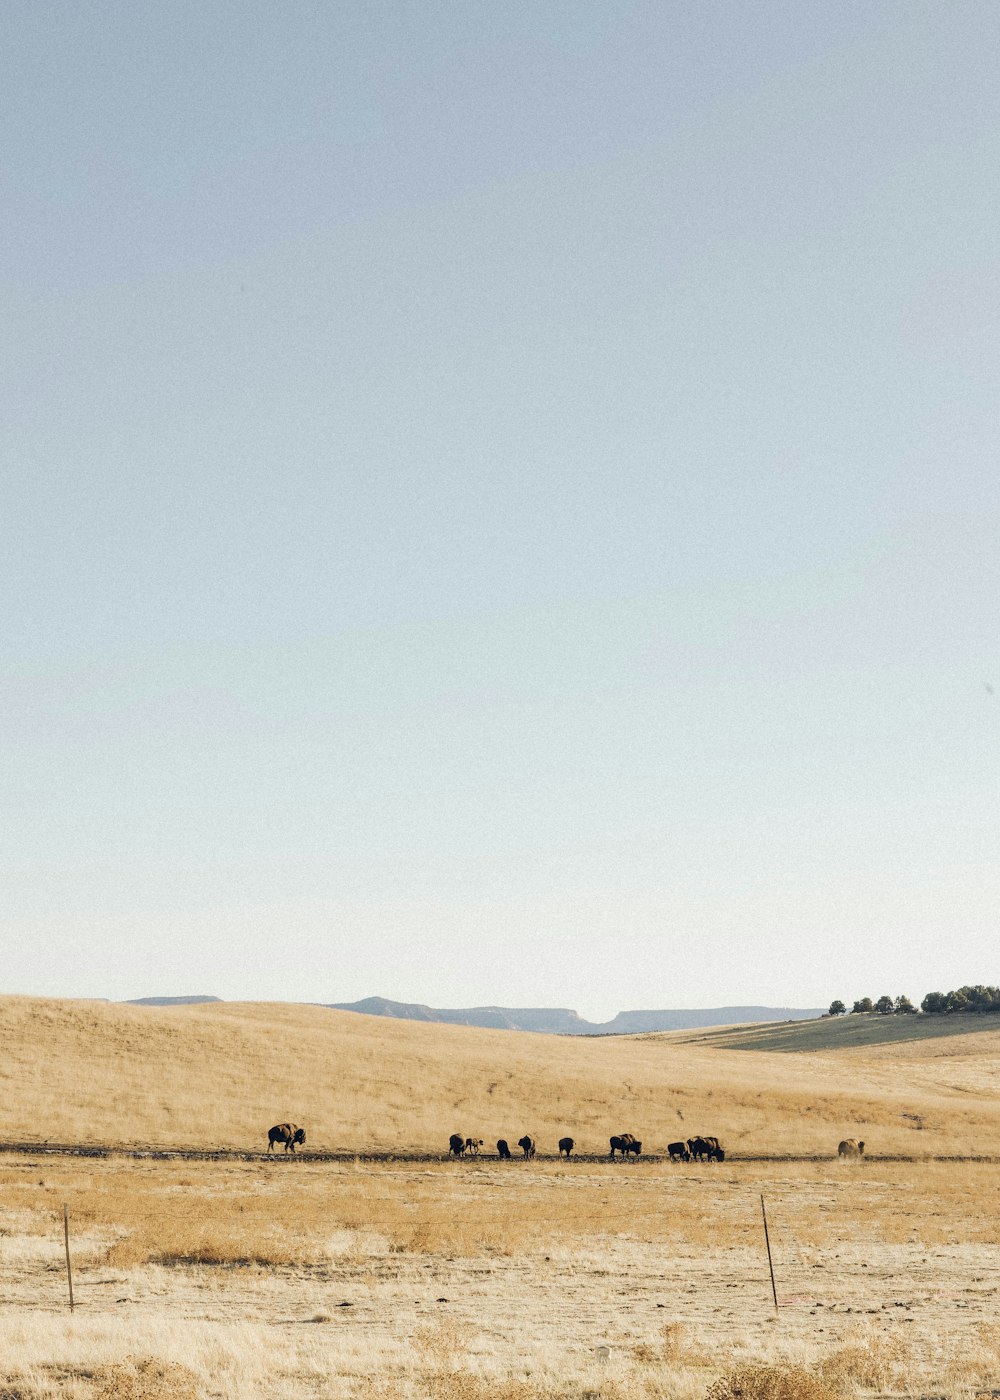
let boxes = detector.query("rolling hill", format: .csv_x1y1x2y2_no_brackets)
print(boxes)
2,994,1000,1156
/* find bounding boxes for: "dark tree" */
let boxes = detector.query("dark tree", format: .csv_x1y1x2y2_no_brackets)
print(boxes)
894,995,916,1014
874,995,895,1015
960,984,1000,1013
852,997,874,1014
828,1000,846,1016
922,986,1000,1015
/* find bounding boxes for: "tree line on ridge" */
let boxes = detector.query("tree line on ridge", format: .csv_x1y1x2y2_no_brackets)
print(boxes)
827,984,1000,1017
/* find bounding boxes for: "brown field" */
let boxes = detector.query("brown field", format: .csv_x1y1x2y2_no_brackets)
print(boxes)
3,997,1000,1398
4,995,1000,1156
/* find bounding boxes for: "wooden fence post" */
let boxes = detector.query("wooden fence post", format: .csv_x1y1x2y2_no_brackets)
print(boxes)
760,1194,778,1310
63,1203,74,1311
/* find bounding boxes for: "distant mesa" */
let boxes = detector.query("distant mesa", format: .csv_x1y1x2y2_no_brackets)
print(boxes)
126,995,223,1006
325,996,826,1035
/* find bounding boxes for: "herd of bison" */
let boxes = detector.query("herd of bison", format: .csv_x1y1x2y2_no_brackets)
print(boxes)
266,1123,727,1160
455,1133,726,1162
267,1123,868,1162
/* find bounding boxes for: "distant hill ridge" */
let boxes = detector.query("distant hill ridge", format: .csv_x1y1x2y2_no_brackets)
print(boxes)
127,995,223,1006
325,996,826,1035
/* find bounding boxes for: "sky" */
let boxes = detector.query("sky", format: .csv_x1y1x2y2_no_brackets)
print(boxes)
3,1,998,1019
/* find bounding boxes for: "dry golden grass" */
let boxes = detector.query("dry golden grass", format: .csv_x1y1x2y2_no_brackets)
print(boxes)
6,998,1000,1397
0,1358,202,1400
4,994,1000,1156
707,1365,841,1400
4,1156,997,1269
5,1152,1000,1398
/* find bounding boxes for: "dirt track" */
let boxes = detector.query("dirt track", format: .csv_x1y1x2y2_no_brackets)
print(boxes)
1,1138,998,1164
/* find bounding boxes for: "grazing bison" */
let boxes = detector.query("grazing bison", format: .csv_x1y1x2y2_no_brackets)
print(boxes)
558,1137,574,1158
838,1138,865,1158
622,1139,642,1157
687,1136,724,1162
464,1138,484,1156
449,1133,465,1157
267,1123,305,1153
668,1141,691,1162
517,1134,536,1159
497,1139,512,1160
609,1133,636,1158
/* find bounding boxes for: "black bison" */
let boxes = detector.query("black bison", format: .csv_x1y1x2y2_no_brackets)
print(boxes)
668,1141,691,1161
267,1123,305,1153
838,1138,865,1158
609,1133,636,1158
517,1134,536,1159
622,1138,642,1157
558,1137,574,1158
497,1139,512,1159
464,1138,483,1156
449,1133,465,1157
687,1136,724,1161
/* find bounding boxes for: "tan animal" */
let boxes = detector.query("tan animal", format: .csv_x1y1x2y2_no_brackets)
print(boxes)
464,1138,484,1156
838,1138,865,1158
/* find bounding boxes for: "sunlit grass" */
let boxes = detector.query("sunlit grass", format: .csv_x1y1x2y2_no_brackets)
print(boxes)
5,997,1000,1396
3,994,1000,1157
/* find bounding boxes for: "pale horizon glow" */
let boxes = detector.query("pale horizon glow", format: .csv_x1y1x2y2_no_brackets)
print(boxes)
3,2,998,1019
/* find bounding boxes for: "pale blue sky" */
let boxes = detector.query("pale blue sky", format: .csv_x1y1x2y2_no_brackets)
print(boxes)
3,2,997,1017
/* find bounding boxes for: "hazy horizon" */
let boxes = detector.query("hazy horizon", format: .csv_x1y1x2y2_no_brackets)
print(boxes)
4,2,997,1019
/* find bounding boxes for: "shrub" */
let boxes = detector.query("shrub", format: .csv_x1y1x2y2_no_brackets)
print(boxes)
706,1365,842,1400
91,1358,200,1400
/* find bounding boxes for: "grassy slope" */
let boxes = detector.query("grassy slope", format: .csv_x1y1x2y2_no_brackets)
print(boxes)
671,1009,1000,1052
2,995,1000,1155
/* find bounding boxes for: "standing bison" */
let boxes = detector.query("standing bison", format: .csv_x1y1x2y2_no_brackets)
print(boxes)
497,1139,512,1159
517,1135,536,1159
464,1138,484,1156
449,1133,465,1157
558,1137,575,1158
838,1138,865,1158
668,1141,691,1161
609,1133,636,1158
267,1123,306,1153
687,1136,724,1161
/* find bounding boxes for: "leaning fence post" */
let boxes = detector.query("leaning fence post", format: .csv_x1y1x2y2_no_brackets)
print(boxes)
63,1203,74,1311
760,1194,778,1310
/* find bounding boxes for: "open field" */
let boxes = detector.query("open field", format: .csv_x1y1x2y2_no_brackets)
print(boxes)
4,998,1000,1397
4,996,1000,1157
4,1154,1000,1399
675,1014,1000,1055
